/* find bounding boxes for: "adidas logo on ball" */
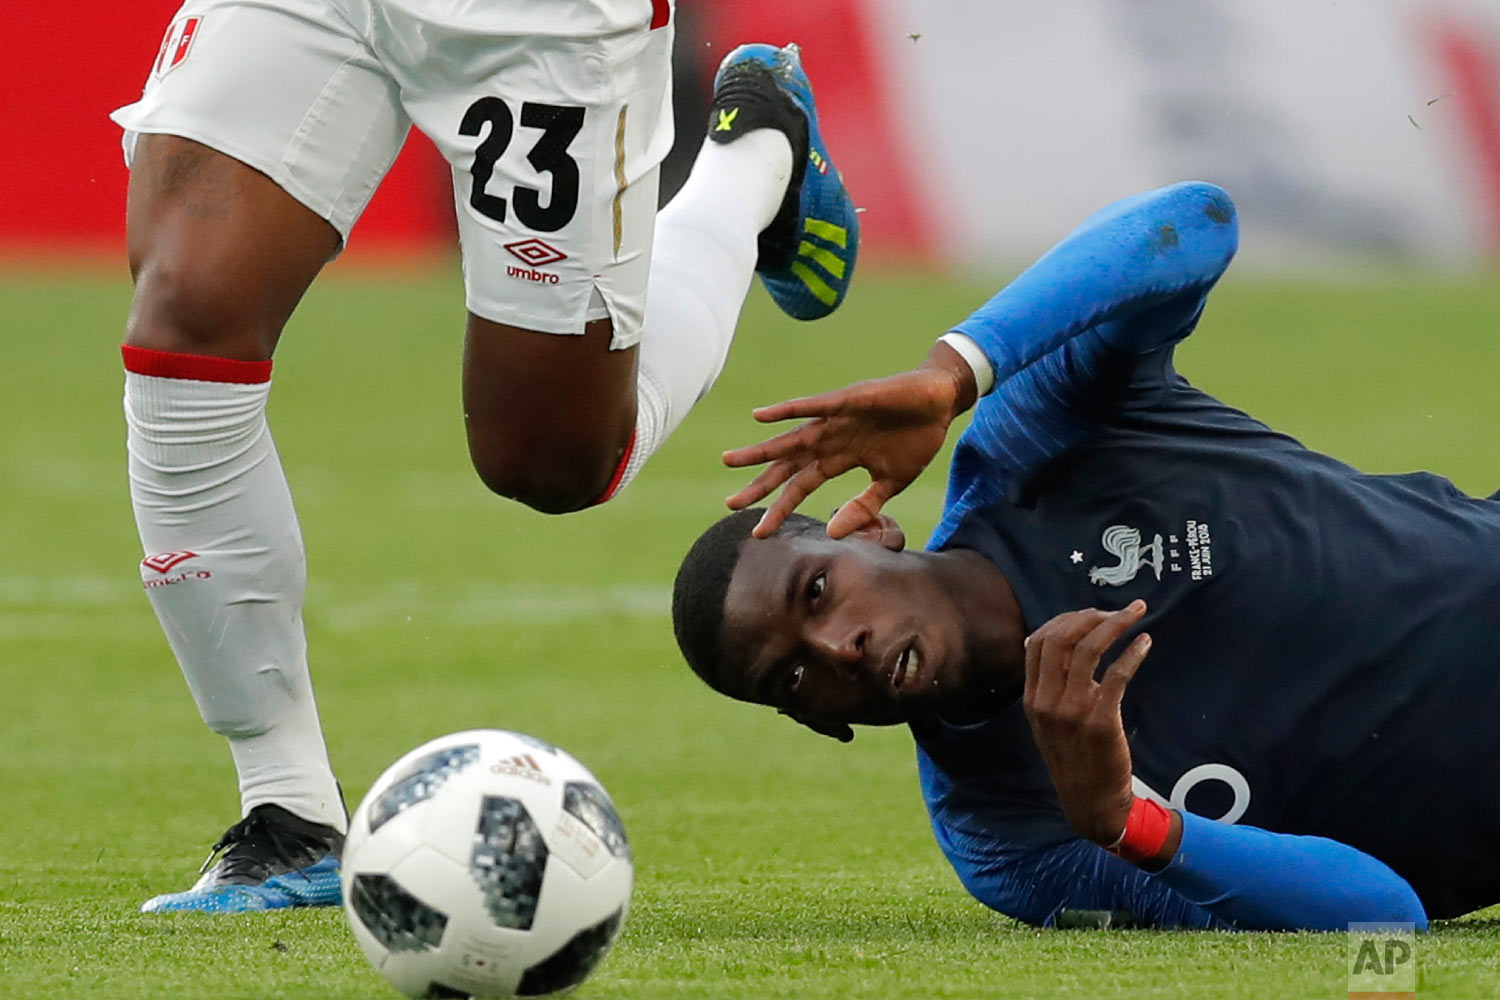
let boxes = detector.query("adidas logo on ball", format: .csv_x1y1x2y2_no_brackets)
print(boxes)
491,753,552,786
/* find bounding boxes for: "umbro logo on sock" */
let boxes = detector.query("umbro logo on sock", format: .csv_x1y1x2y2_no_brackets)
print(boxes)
490,753,552,785
142,551,198,574
141,551,212,590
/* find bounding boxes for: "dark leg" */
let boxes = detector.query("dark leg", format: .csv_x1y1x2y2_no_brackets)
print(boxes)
124,134,339,358
462,313,640,514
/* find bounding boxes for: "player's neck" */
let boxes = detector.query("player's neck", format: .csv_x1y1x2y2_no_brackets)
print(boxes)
933,548,1028,714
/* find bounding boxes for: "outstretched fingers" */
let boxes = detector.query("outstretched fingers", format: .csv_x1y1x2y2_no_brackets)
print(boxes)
725,459,797,511
749,384,872,425
751,460,845,538
725,368,959,537
723,417,829,468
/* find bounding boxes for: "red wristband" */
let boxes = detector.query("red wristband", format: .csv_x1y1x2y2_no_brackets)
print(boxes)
1106,797,1174,865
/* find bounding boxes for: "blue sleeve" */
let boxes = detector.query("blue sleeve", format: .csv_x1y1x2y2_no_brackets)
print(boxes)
920,748,1425,931
948,183,1237,478
1152,811,1429,931
919,747,1224,929
932,817,1225,930
928,183,1240,544
951,181,1239,379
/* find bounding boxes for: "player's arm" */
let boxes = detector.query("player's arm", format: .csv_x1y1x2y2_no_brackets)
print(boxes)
923,802,1227,930
724,182,1239,539
946,180,1239,387
1023,604,1429,932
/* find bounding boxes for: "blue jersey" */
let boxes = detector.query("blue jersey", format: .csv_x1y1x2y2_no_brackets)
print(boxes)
911,183,1499,929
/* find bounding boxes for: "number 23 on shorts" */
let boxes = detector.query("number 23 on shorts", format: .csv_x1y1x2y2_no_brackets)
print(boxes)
459,97,585,233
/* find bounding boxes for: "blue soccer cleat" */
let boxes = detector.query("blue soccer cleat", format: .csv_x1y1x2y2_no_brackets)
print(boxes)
710,42,859,321
141,804,344,914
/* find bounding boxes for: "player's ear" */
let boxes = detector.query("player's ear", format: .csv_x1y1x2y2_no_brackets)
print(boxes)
777,708,854,743
847,513,905,552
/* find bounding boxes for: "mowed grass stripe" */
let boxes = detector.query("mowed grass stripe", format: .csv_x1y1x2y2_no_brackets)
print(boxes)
0,574,669,625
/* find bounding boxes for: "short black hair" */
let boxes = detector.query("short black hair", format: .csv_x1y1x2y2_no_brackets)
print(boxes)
672,508,824,699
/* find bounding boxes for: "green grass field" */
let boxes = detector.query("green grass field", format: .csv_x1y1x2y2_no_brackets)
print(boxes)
3,263,1499,999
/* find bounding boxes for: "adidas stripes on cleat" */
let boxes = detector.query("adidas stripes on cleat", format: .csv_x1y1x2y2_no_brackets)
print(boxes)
710,42,859,321
140,804,345,914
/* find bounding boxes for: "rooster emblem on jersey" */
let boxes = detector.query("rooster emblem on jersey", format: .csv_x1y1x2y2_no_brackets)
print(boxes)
1088,525,1165,587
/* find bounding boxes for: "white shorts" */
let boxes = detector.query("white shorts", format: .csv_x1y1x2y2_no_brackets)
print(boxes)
111,0,675,348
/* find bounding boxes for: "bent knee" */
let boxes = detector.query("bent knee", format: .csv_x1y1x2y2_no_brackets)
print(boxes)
126,254,268,357
471,447,625,514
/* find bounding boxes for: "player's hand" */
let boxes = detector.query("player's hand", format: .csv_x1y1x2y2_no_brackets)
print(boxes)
1022,602,1152,847
723,342,977,539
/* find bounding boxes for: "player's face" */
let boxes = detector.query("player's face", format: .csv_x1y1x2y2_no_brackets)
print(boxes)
721,531,971,730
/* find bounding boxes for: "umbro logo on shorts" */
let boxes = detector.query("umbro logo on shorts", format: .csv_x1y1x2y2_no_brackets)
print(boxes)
154,16,203,79
504,239,567,268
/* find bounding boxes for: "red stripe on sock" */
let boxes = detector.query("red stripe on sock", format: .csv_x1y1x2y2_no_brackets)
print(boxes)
649,0,669,29
591,429,638,506
122,345,272,384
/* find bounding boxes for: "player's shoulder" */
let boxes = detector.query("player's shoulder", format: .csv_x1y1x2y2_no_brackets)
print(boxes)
1090,181,1238,236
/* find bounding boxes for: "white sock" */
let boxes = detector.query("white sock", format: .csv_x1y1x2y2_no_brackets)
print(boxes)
124,354,346,833
603,130,794,496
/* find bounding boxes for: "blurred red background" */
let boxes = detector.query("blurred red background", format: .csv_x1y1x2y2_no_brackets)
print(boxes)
2,4,450,258
1,3,930,261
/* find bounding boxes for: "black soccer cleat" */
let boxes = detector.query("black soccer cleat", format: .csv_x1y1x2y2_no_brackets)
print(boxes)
709,42,859,320
140,804,345,913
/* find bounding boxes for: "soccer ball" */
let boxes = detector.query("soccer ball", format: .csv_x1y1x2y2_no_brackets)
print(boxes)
342,730,633,998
